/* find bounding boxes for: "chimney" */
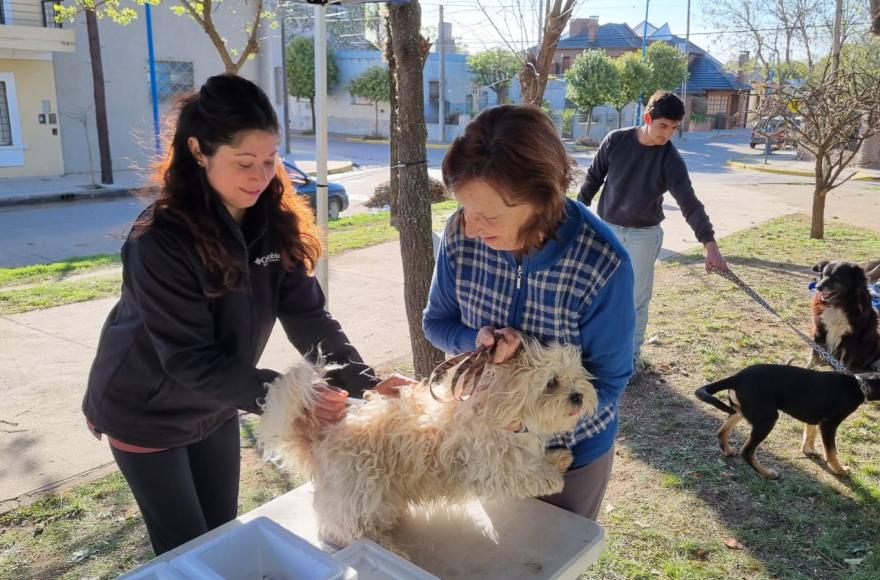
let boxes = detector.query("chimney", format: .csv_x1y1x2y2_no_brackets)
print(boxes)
569,18,589,38
586,16,599,42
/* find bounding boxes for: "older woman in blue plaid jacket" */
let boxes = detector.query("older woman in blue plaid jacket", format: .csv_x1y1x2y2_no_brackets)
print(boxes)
422,105,636,520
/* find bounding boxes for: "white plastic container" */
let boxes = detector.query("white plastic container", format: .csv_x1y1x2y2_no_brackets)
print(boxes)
333,538,439,580
170,516,354,580
120,561,189,580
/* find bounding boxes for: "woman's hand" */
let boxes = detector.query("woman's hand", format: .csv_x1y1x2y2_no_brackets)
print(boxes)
476,326,522,364
313,384,349,424
371,373,418,398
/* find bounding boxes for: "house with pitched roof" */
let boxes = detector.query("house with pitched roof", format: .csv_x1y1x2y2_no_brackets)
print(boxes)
552,17,751,131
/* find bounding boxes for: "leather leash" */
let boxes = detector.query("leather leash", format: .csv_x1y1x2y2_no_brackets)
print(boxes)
710,266,873,400
428,344,495,403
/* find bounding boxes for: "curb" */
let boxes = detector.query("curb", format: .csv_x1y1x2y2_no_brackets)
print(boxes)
295,159,353,176
0,186,133,208
726,158,880,181
343,137,450,150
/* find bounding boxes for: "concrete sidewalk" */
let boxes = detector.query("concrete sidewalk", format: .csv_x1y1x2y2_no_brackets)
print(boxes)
0,174,808,509
727,149,880,181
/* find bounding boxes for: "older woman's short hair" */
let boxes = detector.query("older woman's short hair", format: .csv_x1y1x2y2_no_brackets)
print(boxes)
442,105,576,250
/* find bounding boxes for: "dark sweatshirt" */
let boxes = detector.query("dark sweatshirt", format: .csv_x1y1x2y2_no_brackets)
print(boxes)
83,195,378,448
578,127,716,244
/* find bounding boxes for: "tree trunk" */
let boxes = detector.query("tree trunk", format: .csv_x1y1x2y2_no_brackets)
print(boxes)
586,109,593,139
86,9,113,184
497,84,508,105
374,102,379,136
387,0,445,378
384,15,400,226
519,0,576,106
616,106,624,129
810,188,827,239
309,96,316,134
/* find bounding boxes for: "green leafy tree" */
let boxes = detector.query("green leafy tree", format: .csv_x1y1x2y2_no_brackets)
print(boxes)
286,36,340,134
646,42,688,96
565,50,620,137
609,52,653,128
348,65,391,136
467,48,520,105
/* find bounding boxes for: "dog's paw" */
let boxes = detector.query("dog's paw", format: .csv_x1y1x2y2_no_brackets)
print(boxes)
545,449,574,473
762,468,779,480
829,464,851,477
721,445,737,457
801,445,819,457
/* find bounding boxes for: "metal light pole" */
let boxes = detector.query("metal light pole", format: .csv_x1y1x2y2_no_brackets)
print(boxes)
634,0,650,126
145,4,160,157
314,1,329,295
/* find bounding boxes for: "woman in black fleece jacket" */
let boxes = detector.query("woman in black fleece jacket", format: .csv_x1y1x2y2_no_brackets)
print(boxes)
83,74,409,555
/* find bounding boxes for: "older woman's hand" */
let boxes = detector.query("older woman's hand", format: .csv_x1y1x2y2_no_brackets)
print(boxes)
476,326,522,364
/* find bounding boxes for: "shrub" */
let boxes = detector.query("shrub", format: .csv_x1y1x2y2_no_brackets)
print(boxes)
575,135,600,148
367,177,450,208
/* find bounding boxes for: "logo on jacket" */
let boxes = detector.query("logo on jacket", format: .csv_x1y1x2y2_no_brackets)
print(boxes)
254,252,281,267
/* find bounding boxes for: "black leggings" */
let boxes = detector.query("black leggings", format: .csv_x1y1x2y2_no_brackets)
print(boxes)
111,417,241,556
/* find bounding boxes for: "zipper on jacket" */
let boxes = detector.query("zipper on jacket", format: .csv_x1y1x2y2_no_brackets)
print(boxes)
509,259,527,328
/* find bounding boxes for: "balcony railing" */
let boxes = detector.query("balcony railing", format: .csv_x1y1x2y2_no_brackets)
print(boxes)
0,1,63,29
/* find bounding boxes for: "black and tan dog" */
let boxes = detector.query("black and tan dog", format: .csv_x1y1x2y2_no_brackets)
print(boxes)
695,364,880,479
810,260,880,372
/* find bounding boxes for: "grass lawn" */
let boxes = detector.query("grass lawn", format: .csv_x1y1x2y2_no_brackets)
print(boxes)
1,214,878,578
0,201,458,315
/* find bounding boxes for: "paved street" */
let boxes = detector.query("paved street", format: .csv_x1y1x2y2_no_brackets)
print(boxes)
3,132,878,269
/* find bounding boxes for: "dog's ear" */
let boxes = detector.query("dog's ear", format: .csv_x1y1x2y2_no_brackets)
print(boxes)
812,260,829,273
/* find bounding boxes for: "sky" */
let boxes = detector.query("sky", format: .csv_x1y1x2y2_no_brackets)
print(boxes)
417,1,733,61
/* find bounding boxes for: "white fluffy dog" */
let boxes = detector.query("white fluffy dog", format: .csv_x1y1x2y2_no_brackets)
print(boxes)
256,335,597,554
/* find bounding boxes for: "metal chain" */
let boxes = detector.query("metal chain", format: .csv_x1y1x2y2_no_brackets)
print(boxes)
709,266,872,399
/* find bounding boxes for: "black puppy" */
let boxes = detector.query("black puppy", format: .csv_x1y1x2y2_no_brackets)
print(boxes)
810,260,880,372
695,364,879,480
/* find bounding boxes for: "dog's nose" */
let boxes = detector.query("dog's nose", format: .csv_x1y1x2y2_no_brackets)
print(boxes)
569,392,583,406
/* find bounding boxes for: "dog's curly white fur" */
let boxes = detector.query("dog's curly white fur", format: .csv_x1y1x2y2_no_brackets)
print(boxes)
256,336,597,554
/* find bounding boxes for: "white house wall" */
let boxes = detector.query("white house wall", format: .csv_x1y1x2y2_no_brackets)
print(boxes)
53,3,283,176
290,50,475,140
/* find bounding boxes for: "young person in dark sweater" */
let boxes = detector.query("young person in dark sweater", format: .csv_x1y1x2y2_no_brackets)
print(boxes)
578,91,727,365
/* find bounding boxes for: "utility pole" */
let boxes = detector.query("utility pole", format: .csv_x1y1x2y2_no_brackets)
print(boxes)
634,0,651,126
438,4,446,142
679,0,691,137
538,0,544,46
830,0,843,81
280,0,290,155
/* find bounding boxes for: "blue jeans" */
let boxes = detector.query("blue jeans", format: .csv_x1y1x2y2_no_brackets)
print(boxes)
606,224,663,361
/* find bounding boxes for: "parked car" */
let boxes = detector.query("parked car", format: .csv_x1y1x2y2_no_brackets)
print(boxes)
282,159,349,220
750,115,802,149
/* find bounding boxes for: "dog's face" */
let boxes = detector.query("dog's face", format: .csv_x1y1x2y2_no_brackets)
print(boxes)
814,261,867,305
488,338,598,435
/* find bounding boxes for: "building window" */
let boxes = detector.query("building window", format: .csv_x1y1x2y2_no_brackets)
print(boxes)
706,94,729,115
352,94,371,105
156,61,195,103
42,1,62,28
562,56,571,72
0,81,12,146
428,80,439,103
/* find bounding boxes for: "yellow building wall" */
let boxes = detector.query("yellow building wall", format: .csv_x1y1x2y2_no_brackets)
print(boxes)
0,58,65,177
